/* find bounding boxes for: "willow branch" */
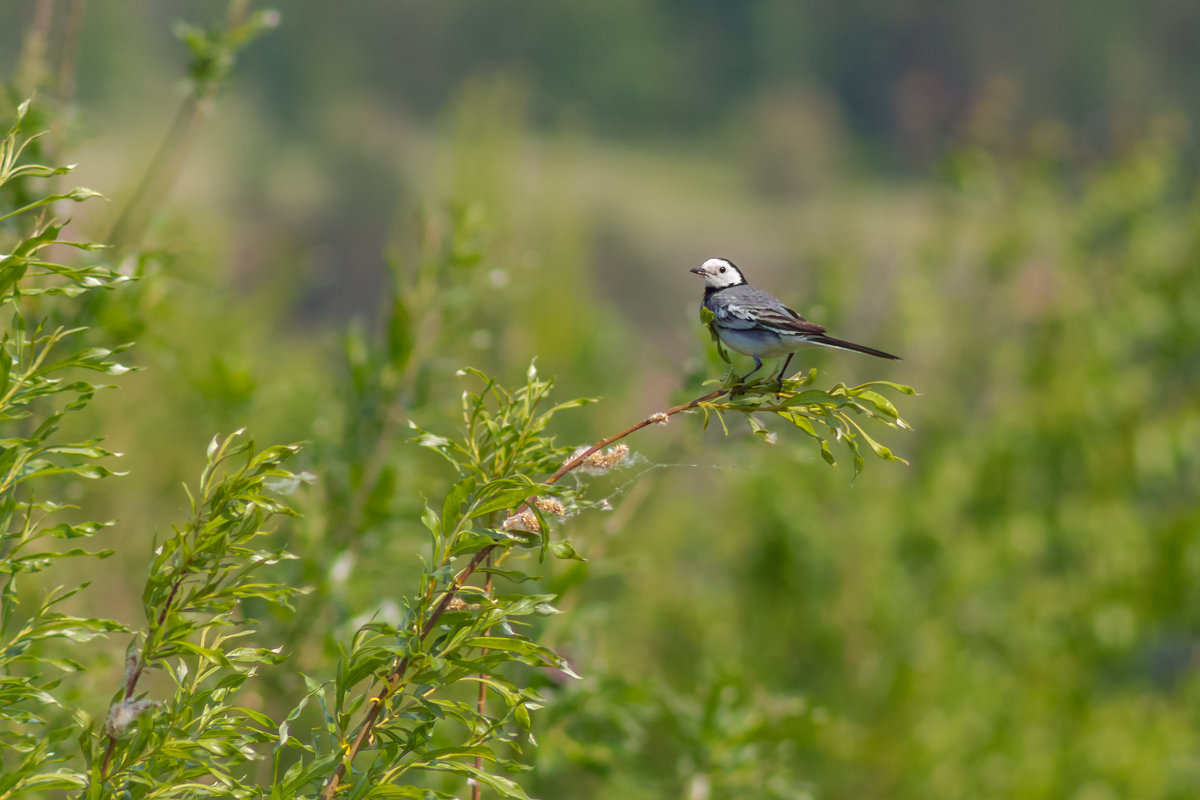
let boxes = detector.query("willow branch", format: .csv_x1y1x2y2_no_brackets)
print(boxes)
107,0,249,255
319,383,732,798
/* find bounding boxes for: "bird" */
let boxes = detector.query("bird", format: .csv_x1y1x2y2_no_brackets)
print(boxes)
690,257,900,389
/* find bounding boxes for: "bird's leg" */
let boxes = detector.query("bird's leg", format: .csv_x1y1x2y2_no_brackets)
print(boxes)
775,353,795,394
735,356,763,393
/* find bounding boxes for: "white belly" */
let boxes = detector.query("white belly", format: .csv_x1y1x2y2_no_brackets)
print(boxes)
717,327,805,359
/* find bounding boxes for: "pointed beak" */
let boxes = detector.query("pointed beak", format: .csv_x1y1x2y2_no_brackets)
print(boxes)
689,266,704,274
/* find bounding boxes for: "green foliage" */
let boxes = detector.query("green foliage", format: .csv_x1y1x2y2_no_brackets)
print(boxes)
30,5,1200,799
175,9,282,95
538,669,819,800
697,368,914,477
84,431,306,798
295,364,604,797
0,94,310,800
0,100,127,796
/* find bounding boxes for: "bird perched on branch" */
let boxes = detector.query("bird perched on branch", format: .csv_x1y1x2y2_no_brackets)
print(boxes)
690,257,900,389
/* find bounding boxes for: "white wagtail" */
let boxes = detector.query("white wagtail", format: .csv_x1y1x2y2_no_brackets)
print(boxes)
690,257,900,388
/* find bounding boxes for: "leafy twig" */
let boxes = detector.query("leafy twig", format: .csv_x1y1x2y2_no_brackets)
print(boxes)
320,369,909,797
92,431,306,794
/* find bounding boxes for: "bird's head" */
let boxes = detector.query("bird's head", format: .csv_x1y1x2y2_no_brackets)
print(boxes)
689,257,747,290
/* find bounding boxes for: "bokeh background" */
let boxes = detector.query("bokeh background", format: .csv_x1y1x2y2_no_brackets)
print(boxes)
3,2,1200,798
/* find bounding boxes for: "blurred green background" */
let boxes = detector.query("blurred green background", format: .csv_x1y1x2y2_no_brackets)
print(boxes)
3,2,1200,798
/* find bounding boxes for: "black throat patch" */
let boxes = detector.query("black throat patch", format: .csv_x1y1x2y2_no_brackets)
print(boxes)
703,280,746,302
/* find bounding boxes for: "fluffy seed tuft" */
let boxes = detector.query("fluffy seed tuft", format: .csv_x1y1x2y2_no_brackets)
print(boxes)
532,496,567,517
502,509,541,534
573,443,631,475
106,697,160,738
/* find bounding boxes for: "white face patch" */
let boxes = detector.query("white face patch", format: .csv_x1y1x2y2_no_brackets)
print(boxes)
694,258,745,289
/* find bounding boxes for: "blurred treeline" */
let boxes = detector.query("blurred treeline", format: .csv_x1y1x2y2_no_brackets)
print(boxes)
3,2,1200,798
8,1,1199,147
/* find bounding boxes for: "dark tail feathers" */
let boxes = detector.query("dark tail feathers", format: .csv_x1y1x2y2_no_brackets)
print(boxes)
810,334,901,360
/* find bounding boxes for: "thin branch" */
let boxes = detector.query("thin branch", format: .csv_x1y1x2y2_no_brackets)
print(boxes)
50,0,87,177
544,386,730,484
107,0,250,256
473,554,494,800
97,552,190,781
56,0,87,107
319,384,732,798
15,0,55,97
106,95,207,256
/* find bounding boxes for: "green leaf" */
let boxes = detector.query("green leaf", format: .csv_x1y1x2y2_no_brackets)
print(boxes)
462,636,579,677
477,567,540,583
440,476,476,539
853,424,908,465
746,416,773,441
387,292,414,373
783,389,846,408
855,379,918,395
421,503,440,537
779,410,821,440
853,388,900,419
417,760,535,800
448,529,510,557
364,786,439,799
469,480,542,519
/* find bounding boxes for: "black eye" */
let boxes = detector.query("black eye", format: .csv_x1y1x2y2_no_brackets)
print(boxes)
719,266,726,273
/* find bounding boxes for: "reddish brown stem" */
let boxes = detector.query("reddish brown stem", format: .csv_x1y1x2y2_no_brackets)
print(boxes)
544,387,729,485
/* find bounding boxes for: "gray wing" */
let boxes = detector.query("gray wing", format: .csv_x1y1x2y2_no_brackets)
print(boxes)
709,286,827,334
